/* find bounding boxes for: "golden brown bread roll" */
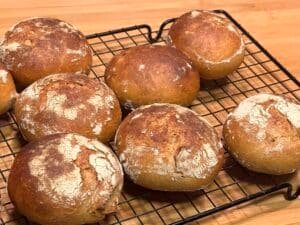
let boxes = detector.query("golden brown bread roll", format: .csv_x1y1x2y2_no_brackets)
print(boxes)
7,133,123,225
168,10,245,80
0,17,92,87
223,93,300,175
0,63,17,115
105,45,200,109
14,73,121,142
115,103,224,191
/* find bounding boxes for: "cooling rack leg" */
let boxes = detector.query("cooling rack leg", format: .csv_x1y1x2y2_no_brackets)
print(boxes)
285,184,300,200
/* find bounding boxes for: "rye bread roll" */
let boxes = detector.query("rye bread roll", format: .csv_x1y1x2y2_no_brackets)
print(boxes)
223,93,300,175
168,10,245,80
105,45,200,110
7,133,123,225
0,17,92,87
115,103,224,191
14,73,121,142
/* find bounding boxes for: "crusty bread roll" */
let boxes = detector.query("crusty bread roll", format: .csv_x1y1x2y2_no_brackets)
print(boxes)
14,73,121,142
168,10,245,80
223,93,300,175
105,45,200,109
0,17,92,87
7,133,123,225
115,103,224,191
0,63,17,115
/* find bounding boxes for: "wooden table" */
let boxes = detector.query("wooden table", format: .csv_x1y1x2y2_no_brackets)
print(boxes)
0,1,299,225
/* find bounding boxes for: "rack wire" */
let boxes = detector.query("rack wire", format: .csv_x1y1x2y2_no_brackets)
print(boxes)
0,9,299,225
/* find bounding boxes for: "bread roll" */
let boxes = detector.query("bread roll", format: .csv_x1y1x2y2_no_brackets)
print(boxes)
7,133,123,225
0,17,92,87
168,10,245,80
14,73,121,142
115,103,224,191
223,93,300,175
0,63,17,114
105,45,200,109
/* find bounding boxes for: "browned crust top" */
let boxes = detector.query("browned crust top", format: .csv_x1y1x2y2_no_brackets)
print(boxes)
224,93,300,157
14,73,121,141
106,45,195,84
168,10,244,63
8,133,123,211
115,103,224,182
104,45,199,107
0,17,92,85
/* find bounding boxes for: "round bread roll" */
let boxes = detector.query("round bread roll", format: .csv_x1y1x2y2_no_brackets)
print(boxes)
0,63,17,115
223,93,300,175
0,17,92,87
14,73,121,142
7,133,123,225
115,103,224,191
105,45,200,109
168,10,245,80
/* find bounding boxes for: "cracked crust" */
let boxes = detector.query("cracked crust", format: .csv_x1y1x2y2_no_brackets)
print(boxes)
115,103,224,191
0,62,17,114
7,133,123,225
168,10,245,79
223,93,300,175
0,17,92,87
104,45,200,109
14,73,121,142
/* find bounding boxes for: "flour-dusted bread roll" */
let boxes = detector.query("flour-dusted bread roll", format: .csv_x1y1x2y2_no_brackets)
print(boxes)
105,45,200,109
168,10,245,80
7,133,123,225
14,73,121,142
223,93,300,175
0,63,17,115
0,17,92,87
115,103,224,191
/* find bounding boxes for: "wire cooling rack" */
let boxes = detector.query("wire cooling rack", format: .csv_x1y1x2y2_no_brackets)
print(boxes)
1,9,299,225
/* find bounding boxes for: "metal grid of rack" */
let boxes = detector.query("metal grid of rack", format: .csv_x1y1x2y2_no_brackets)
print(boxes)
0,10,299,225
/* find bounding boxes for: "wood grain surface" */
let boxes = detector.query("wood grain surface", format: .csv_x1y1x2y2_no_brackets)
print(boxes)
0,1,299,225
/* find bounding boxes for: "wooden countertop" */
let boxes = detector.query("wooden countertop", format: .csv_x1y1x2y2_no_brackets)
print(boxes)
0,1,299,225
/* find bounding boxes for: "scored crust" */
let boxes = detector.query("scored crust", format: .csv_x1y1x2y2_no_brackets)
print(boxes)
14,73,121,142
223,93,300,175
105,45,200,109
0,17,92,87
7,133,123,225
168,10,245,79
115,103,224,191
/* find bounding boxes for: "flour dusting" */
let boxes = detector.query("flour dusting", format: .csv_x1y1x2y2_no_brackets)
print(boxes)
191,10,201,18
45,91,78,120
131,113,143,121
29,134,121,204
66,48,84,55
176,143,218,179
57,134,82,160
138,64,145,71
0,70,8,83
230,93,300,141
92,124,102,135
28,143,82,202
58,21,79,33
89,153,117,185
2,42,21,51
